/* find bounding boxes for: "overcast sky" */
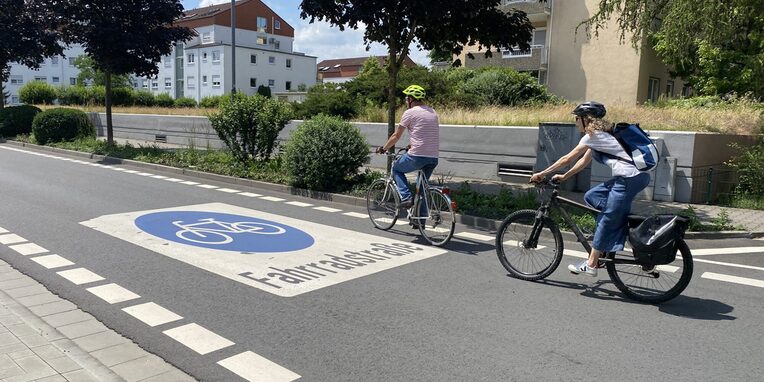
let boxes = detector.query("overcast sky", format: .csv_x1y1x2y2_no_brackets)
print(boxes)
181,0,431,65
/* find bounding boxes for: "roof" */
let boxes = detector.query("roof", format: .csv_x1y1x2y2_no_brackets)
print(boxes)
178,1,234,23
316,55,417,74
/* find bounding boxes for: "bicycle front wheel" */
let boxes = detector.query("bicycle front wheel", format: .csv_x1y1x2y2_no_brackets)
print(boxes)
606,239,693,304
495,209,563,281
366,179,399,230
416,189,456,246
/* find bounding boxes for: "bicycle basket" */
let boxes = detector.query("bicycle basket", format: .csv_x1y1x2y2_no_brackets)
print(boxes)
628,214,689,265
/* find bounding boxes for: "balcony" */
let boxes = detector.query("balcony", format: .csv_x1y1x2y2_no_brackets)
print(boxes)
464,45,546,72
499,0,552,23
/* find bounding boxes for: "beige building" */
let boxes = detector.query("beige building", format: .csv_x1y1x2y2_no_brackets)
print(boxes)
457,0,691,105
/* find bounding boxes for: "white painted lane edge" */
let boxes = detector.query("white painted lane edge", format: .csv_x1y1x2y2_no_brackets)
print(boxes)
197,184,219,189
701,272,764,288
454,232,494,242
0,226,8,234
180,181,200,186
8,243,49,256
163,323,234,355
692,246,764,256
0,234,27,245
342,212,367,219
260,196,285,202
57,268,106,285
217,351,301,382
238,192,262,198
86,283,141,304
693,258,764,272
29,255,74,269
286,201,313,208
216,188,241,193
312,206,341,213
122,302,183,327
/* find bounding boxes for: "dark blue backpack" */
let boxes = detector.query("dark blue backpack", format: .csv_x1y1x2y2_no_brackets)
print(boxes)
606,123,660,171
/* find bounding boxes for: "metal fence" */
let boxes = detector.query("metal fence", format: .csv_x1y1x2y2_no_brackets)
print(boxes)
689,165,739,204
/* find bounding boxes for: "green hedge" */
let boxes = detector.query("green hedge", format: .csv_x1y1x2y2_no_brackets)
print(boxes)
154,93,174,107
0,105,42,137
174,97,197,108
18,81,57,105
32,108,95,145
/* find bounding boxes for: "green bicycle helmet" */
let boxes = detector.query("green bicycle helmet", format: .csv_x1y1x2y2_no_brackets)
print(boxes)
402,84,426,100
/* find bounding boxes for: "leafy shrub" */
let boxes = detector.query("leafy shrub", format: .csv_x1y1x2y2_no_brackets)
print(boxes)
0,105,42,137
133,90,156,106
32,108,95,145
284,114,369,191
57,86,88,105
461,68,554,106
18,81,57,104
174,97,197,108
84,86,106,105
208,94,293,162
110,87,134,106
727,141,764,196
200,95,227,108
154,93,174,107
295,83,358,120
257,85,272,98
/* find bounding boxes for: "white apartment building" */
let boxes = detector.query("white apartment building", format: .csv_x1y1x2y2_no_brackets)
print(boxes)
2,45,86,106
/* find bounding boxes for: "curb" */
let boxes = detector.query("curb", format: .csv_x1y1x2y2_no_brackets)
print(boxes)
4,140,758,240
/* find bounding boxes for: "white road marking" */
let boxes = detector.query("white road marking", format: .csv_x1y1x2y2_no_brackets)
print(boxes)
692,246,764,256
30,255,74,269
164,178,184,182
0,227,7,234
9,243,48,256
375,218,408,226
702,272,764,288
286,201,313,207
216,188,241,193
122,302,183,327
86,283,141,304
136,172,154,176
57,268,105,285
260,196,285,202
454,232,494,242
111,168,127,171
180,181,200,185
150,175,168,179
693,258,764,272
163,323,234,355
218,351,301,382
0,234,27,245
342,212,368,219
313,206,341,213
197,184,219,189
123,170,140,174
238,192,262,198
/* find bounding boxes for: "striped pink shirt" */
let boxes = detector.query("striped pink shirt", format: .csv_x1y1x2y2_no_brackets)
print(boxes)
400,105,440,158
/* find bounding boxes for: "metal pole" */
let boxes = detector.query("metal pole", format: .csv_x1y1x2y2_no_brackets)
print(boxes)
230,0,236,101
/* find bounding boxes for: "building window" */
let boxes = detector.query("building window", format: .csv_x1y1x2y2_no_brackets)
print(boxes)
250,54,257,64
10,76,23,85
275,20,281,30
52,77,59,84
257,17,267,31
202,32,212,44
286,59,292,68
269,56,275,64
647,77,660,102
151,80,159,89
202,75,207,86
286,81,292,91
165,77,172,88
187,53,195,64
202,52,207,62
250,78,257,88
11,96,19,104
187,76,195,89
212,75,221,87
142,80,149,89
682,84,692,97
257,36,267,45
51,56,59,65
274,40,280,50
34,76,46,82
164,57,171,67
666,80,675,98
70,77,77,85
268,79,274,87
68,57,76,66
212,51,220,63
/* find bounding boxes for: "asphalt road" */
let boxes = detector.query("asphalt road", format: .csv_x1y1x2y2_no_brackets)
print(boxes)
1,144,763,381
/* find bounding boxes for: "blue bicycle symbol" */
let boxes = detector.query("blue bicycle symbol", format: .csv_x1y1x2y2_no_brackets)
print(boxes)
173,218,286,245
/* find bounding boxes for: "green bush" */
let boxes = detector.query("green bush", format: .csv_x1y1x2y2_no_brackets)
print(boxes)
200,95,227,108
284,114,369,191
461,68,555,106
154,93,174,107
0,105,42,137
32,108,95,145
727,141,764,196
18,81,57,104
295,83,358,120
208,94,293,162
110,87,134,106
257,85,272,98
174,97,197,108
84,86,106,105
57,86,88,106
133,90,156,106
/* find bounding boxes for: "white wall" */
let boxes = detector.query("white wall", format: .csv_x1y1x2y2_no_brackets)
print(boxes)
2,45,86,105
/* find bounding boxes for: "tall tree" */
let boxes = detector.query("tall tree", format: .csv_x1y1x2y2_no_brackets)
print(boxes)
73,55,131,88
59,0,193,144
584,0,764,98
300,0,533,156
0,0,62,108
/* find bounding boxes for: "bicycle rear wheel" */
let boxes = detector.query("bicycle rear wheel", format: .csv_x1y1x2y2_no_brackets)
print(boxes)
495,210,564,281
606,239,693,304
416,189,455,246
366,179,399,230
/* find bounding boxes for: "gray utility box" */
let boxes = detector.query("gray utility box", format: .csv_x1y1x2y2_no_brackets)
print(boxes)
535,122,590,191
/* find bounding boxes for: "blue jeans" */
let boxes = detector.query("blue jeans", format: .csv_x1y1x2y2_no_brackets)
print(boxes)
392,154,438,202
584,173,650,252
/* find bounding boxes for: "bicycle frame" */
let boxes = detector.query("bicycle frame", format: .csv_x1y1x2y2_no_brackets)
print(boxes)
386,152,432,220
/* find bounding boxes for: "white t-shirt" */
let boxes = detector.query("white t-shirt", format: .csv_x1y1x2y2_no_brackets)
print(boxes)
580,131,641,178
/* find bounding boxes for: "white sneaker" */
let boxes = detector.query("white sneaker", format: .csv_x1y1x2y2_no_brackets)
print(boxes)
568,260,598,277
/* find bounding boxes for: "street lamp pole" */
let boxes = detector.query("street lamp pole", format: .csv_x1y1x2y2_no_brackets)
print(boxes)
230,0,236,101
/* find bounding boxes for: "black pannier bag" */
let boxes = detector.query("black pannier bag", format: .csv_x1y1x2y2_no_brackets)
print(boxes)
628,214,690,265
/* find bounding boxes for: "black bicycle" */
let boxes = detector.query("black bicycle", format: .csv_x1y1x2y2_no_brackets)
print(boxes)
495,179,693,303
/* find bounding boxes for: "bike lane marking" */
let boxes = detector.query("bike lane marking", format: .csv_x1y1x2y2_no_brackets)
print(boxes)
342,212,368,218
701,272,764,289
218,351,300,382
57,268,106,285
693,246,764,256
163,323,234,355
455,232,493,242
313,206,341,213
80,202,448,297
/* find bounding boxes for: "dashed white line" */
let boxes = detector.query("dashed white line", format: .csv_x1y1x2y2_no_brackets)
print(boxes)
286,201,313,207
693,246,764,256
218,351,301,382
111,167,127,171
693,258,764,272
163,323,234,355
197,184,219,189
313,206,342,213
0,233,26,245
260,196,286,202
136,172,154,176
702,272,764,289
150,175,168,179
86,283,141,304
57,268,105,285
342,212,368,219
0,227,8,234
180,181,200,185
216,188,241,193
164,178,184,182
454,232,494,242
123,170,140,174
9,243,48,256
30,255,74,269
239,192,262,198
122,302,183,327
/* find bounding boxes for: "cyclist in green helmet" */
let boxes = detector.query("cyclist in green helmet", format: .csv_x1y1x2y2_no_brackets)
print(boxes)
376,84,441,222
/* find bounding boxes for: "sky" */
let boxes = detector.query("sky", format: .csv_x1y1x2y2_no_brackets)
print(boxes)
180,0,431,66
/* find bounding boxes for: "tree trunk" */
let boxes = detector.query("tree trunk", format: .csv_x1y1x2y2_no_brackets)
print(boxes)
0,84,5,109
386,53,400,171
105,71,113,145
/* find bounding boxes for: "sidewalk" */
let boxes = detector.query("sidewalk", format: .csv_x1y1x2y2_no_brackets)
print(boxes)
0,260,194,382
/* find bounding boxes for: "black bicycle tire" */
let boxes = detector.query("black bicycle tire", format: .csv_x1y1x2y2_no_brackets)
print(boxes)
606,239,693,304
417,189,455,246
366,179,399,230
495,209,564,281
